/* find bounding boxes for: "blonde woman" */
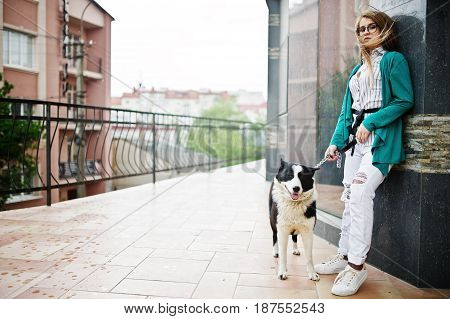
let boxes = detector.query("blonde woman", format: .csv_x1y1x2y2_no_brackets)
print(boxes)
314,10,414,296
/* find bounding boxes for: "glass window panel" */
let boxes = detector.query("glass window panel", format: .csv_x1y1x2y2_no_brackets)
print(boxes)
21,34,27,67
3,30,9,64
278,40,288,115
24,35,33,68
315,1,368,217
286,0,319,167
5,29,33,68
10,31,20,65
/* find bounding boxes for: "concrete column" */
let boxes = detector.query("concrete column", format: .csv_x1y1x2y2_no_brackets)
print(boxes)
37,0,46,99
265,0,280,181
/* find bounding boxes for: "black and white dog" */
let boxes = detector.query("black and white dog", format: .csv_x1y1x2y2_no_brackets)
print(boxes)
269,159,320,281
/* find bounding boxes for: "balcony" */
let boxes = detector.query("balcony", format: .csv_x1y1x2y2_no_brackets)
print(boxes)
0,98,263,206
0,160,448,299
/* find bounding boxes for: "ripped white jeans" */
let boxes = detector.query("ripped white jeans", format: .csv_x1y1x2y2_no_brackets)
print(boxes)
337,143,392,265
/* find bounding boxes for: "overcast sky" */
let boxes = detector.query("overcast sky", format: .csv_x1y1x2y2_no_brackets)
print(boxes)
94,0,268,98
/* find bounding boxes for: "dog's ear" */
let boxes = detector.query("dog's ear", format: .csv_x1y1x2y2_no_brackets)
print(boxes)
276,158,286,182
302,166,319,175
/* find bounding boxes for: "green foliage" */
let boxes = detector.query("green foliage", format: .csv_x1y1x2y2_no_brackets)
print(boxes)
0,73,42,210
186,99,264,166
198,99,249,122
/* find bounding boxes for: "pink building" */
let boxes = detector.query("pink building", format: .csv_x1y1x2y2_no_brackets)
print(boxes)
0,0,114,209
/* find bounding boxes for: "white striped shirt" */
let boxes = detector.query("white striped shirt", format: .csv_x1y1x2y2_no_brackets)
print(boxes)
348,46,386,147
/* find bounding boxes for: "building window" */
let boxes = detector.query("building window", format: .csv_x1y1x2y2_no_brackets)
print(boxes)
3,29,34,68
67,35,79,68
67,83,76,104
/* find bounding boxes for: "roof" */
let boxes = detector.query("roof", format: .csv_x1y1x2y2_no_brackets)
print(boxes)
122,92,139,98
92,0,115,21
110,96,122,105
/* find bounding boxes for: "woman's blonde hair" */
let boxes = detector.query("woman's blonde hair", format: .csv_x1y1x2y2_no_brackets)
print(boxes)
355,10,397,73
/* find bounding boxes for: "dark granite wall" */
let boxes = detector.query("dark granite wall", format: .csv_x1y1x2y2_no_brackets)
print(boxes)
367,0,450,289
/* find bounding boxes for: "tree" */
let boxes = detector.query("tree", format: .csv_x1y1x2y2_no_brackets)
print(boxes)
0,73,42,210
186,99,264,166
198,99,249,122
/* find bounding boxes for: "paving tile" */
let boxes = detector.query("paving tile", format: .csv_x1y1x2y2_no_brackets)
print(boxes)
46,252,113,265
0,234,26,247
252,225,272,239
0,258,57,272
229,221,255,232
180,223,230,232
62,290,147,299
354,280,403,299
315,274,402,299
0,238,71,260
77,237,135,256
247,238,273,254
196,231,250,244
238,273,316,290
208,252,307,277
14,287,68,299
188,243,248,253
128,258,209,283
0,271,46,298
385,273,450,298
107,247,154,266
150,249,214,261
112,279,196,298
233,213,265,223
133,232,196,250
62,229,101,238
33,263,99,290
234,286,318,299
72,265,134,292
192,272,239,299
366,264,389,281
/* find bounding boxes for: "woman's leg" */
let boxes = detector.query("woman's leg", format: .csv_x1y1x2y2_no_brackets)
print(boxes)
347,148,389,266
337,147,363,256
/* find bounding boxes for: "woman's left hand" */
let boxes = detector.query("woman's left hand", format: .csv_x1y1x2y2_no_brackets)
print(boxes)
356,124,370,143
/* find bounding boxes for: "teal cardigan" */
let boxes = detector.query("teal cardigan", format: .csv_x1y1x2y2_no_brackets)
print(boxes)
330,51,414,176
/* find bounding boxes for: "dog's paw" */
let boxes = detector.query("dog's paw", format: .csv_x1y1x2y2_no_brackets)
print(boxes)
292,249,301,256
308,272,320,281
273,253,279,258
277,271,288,280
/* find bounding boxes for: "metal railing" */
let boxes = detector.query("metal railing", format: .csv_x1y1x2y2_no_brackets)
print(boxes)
0,98,265,207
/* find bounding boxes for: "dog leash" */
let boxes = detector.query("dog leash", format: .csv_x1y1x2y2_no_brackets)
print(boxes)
315,107,378,170
313,153,343,169
314,141,357,170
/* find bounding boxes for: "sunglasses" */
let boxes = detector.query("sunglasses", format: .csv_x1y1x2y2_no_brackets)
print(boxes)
356,23,379,36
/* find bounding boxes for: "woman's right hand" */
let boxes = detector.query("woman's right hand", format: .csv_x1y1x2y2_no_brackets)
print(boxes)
325,145,339,161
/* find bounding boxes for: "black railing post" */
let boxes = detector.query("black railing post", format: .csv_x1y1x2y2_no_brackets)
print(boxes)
241,124,246,164
226,126,232,166
208,119,211,171
46,103,51,206
152,113,156,183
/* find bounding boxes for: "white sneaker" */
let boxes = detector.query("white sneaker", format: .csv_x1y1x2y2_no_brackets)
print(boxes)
314,254,348,274
331,265,368,296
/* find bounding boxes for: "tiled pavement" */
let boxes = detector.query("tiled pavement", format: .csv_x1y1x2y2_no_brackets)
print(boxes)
0,161,448,299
